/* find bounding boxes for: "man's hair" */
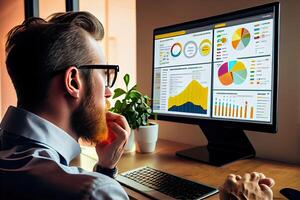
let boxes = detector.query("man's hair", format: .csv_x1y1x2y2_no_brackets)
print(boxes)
5,12,104,110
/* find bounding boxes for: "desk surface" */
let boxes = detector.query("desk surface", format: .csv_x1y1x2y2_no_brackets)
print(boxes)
71,139,300,200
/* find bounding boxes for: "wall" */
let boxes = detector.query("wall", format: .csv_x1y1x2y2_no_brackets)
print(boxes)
39,0,65,19
0,0,23,117
136,0,300,164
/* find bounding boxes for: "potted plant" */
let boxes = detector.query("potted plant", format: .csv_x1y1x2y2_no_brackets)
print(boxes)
110,74,159,153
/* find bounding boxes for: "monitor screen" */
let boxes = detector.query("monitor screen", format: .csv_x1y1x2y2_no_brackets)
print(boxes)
152,3,279,132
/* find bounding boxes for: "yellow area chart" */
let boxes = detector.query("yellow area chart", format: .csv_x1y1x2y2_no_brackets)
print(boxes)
168,80,208,112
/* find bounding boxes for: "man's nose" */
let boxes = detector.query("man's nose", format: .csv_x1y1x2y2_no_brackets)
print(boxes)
105,87,112,98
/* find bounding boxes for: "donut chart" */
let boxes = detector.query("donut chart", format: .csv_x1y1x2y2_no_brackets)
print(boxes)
218,60,247,86
232,28,251,50
199,39,212,56
170,42,182,57
184,41,197,58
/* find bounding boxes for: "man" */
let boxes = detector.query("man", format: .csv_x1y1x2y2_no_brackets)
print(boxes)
0,11,274,199
1,12,130,199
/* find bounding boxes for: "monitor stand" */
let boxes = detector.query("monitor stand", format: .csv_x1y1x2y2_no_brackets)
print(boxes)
176,123,256,166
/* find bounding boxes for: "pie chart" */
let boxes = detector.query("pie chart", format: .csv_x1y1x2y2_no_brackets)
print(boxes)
232,28,250,50
218,60,247,86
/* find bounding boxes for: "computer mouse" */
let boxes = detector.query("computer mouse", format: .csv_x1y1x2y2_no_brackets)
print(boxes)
280,188,300,200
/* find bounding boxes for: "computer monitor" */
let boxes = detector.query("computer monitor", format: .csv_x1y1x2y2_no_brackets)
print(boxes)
151,2,279,166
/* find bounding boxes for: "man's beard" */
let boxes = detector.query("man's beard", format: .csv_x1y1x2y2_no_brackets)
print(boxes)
70,84,110,144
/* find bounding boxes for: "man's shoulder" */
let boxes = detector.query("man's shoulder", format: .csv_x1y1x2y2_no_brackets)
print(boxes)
1,158,128,200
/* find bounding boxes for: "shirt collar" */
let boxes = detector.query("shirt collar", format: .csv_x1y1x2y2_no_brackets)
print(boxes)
0,106,81,165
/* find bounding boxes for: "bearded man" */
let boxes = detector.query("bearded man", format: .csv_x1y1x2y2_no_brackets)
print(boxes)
0,12,130,199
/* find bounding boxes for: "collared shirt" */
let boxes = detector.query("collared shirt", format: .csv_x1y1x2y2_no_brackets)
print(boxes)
0,106,129,200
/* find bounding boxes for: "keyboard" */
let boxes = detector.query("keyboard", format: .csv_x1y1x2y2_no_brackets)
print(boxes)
116,166,219,200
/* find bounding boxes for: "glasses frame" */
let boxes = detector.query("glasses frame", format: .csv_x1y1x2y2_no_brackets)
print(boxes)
77,64,119,88
52,64,119,88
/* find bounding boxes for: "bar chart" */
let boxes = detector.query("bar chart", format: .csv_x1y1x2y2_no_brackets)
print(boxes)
214,99,254,119
212,91,271,122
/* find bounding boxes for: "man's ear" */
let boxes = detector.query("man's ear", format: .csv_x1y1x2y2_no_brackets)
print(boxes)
64,67,82,99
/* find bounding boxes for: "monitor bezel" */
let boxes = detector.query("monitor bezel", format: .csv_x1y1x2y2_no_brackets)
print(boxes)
151,2,280,133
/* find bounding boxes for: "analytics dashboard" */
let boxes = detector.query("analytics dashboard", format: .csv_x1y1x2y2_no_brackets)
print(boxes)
153,12,274,123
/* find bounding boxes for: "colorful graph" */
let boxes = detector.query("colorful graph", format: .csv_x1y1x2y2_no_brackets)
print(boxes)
183,41,197,58
232,28,251,50
218,60,247,86
214,100,254,119
168,80,208,114
170,42,182,57
199,39,211,56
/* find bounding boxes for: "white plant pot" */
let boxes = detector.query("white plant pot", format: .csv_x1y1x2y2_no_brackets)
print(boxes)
134,123,159,153
124,129,135,153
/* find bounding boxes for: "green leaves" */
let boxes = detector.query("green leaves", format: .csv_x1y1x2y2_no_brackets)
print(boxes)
129,85,137,92
112,88,126,99
128,90,142,99
110,74,152,129
124,74,130,90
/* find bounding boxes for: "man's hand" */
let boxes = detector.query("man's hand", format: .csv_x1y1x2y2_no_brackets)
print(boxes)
219,172,275,200
95,112,130,169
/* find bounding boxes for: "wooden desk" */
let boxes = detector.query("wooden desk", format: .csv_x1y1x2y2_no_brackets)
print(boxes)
71,139,300,200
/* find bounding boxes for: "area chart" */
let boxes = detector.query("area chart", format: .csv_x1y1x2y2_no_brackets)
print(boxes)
168,80,208,114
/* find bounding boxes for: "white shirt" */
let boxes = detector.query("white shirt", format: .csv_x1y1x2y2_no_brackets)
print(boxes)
0,106,129,200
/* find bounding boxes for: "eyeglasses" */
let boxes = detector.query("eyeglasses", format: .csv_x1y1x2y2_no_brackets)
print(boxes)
52,64,119,88
77,64,119,88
